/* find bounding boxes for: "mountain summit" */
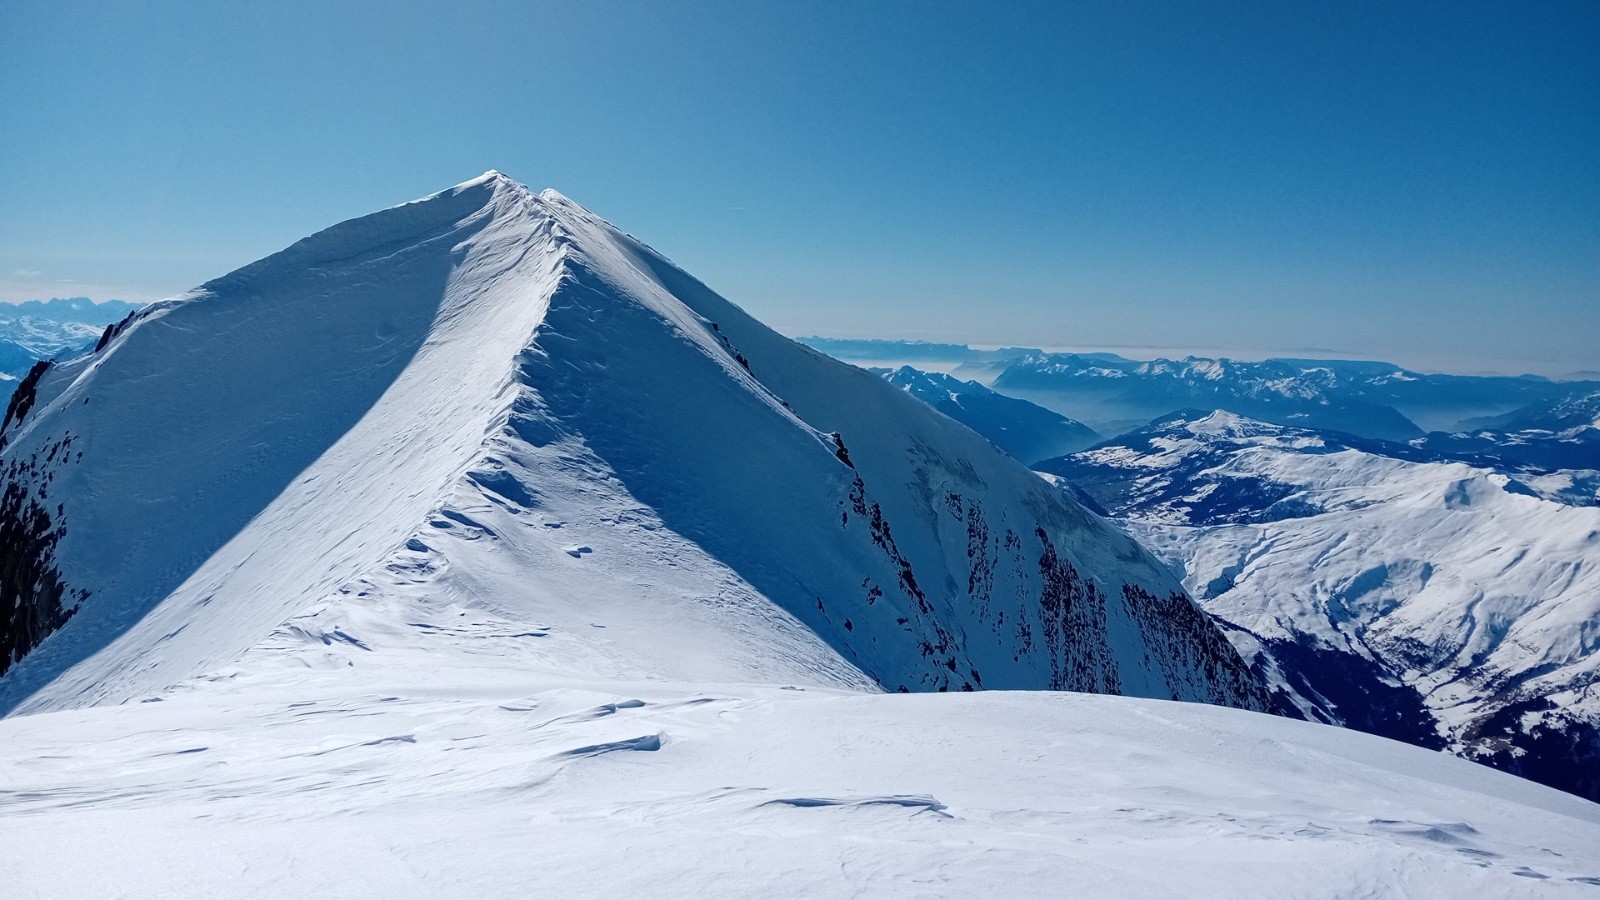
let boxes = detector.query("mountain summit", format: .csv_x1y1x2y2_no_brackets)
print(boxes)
0,173,1265,714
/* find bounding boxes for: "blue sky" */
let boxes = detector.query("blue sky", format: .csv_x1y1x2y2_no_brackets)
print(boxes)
2,1,1595,375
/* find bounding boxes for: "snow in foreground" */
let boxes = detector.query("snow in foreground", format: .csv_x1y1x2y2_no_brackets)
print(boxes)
2,607,1598,899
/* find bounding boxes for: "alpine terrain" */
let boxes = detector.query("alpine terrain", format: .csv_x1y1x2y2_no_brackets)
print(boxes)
1046,411,1600,803
1420,388,1600,473
992,353,1595,440
878,364,1101,464
1,174,1597,896
0,298,144,396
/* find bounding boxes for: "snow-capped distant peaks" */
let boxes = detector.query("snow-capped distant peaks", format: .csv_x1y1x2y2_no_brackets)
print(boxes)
1048,408,1600,801
1131,409,1331,449
1179,409,1270,437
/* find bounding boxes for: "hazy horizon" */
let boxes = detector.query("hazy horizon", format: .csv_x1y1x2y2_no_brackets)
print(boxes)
4,291,1593,381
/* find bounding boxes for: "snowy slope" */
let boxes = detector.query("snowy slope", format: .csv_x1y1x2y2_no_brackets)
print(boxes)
878,364,1100,463
1049,411,1600,801
3,611,1598,898
0,172,1263,715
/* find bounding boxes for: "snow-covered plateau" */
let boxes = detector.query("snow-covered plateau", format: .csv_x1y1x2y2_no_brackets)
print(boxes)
1,174,1597,896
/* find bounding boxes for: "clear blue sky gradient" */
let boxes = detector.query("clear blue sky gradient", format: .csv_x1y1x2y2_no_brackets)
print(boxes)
2,1,1595,375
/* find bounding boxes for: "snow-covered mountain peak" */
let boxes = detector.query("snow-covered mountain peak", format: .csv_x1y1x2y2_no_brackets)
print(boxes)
1181,409,1282,437
162,171,684,347
0,177,1268,717
444,167,512,190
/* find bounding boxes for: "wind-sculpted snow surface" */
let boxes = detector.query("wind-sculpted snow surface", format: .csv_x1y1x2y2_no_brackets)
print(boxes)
1052,411,1600,801
3,619,1598,898
0,172,1265,714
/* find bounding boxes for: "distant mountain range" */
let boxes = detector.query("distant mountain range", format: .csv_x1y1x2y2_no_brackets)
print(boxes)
1419,389,1600,472
876,365,1100,464
802,338,1599,442
0,297,145,387
1,297,145,324
1040,411,1600,802
847,353,1599,801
